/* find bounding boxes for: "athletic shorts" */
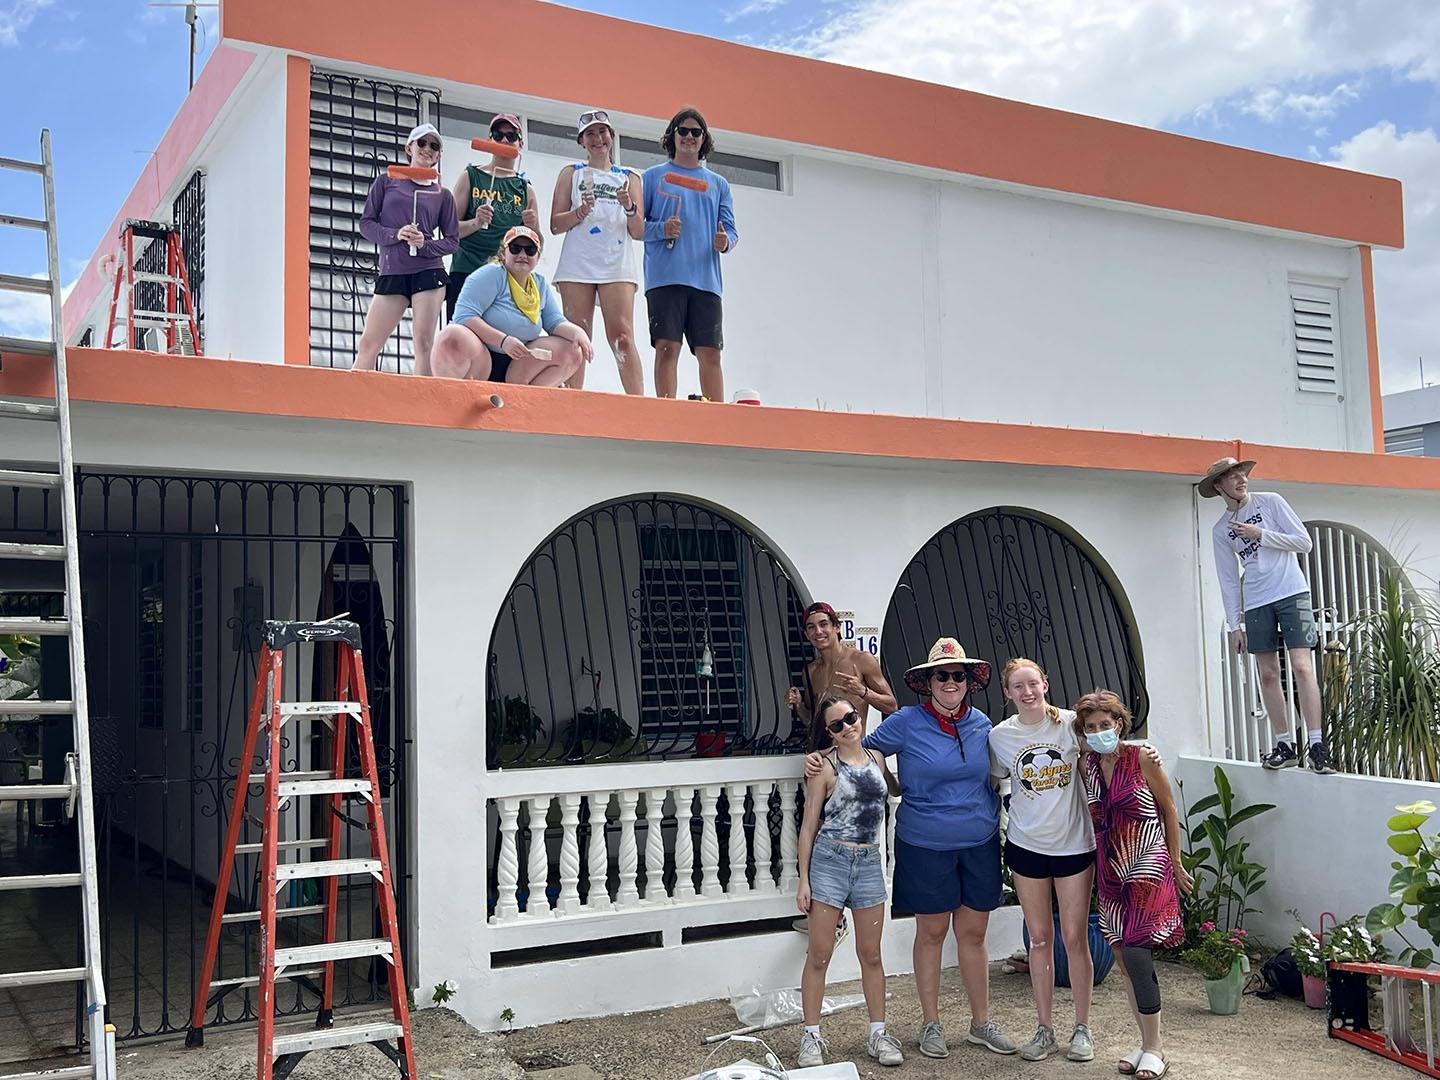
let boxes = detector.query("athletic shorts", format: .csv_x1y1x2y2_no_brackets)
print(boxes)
1244,590,1318,654
892,833,1002,916
1004,840,1095,880
646,284,723,352
375,267,448,301
444,270,471,322
483,349,510,384
807,835,887,911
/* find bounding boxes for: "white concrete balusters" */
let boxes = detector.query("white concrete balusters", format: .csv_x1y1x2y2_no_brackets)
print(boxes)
751,782,776,893
616,789,641,906
643,788,668,903
778,780,799,892
672,786,698,901
726,782,751,894
586,792,612,912
699,785,723,897
524,796,552,918
493,797,521,922
557,793,582,915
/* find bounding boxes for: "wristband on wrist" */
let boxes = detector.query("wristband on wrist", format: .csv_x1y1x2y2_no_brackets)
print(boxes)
499,335,510,351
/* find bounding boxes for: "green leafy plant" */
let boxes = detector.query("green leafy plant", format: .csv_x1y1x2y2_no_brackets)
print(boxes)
499,1006,515,1032
1325,916,1384,964
431,978,459,1006
1177,765,1276,940
1290,924,1326,979
1181,923,1251,980
1368,799,1440,968
499,696,545,745
1330,571,1440,781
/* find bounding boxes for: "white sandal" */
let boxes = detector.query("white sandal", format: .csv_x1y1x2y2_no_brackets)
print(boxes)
1135,1051,1168,1079
1118,1048,1144,1075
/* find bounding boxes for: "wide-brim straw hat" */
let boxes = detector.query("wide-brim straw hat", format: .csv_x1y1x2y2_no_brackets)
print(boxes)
904,637,992,697
1198,456,1257,499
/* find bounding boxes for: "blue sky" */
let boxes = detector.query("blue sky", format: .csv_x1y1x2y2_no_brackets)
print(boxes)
1,0,1437,394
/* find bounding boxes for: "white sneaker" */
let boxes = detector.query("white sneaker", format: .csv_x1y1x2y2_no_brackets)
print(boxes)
868,1027,904,1066
798,1030,827,1068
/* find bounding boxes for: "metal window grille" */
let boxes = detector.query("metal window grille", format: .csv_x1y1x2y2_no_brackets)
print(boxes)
309,69,442,371
138,543,165,729
174,170,205,338
184,540,204,733
1291,282,1341,394
881,507,1150,728
1385,426,1426,456
487,495,810,767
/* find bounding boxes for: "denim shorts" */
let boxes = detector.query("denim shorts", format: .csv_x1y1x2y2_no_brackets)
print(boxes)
1244,590,1318,654
807,834,888,911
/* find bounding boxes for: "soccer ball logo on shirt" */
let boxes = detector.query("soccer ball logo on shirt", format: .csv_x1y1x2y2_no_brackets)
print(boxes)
1016,743,1072,799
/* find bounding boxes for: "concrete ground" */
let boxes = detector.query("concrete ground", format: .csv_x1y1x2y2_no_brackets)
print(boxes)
87,957,1414,1079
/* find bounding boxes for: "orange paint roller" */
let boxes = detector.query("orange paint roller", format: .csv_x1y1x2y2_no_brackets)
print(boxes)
387,165,441,257
660,172,710,250
471,137,521,159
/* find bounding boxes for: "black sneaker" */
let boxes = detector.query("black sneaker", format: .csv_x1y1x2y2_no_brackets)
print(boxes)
1261,742,1299,770
1308,741,1338,775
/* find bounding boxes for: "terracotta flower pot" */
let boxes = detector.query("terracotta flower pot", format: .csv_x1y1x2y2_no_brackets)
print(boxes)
1302,973,1327,1008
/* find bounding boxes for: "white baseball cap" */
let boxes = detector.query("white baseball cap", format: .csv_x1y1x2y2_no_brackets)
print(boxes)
406,123,440,145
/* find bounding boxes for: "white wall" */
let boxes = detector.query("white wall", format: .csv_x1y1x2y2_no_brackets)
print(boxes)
200,53,287,363
422,108,1374,450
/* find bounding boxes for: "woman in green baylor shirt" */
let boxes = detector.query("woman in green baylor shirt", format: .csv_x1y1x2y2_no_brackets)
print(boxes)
446,112,540,321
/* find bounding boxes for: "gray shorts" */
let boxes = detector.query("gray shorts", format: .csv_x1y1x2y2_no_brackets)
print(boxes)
1244,590,1318,654
807,834,887,911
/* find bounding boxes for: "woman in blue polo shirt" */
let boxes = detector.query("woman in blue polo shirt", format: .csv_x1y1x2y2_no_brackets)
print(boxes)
807,637,1017,1062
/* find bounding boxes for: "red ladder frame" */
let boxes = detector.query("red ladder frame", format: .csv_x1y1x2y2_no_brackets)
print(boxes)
104,220,202,354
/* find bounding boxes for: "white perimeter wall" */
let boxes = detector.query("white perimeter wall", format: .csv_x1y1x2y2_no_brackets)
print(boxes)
430,122,1372,450
4,403,1435,1026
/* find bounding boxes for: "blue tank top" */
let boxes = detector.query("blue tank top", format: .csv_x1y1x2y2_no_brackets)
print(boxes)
817,749,887,846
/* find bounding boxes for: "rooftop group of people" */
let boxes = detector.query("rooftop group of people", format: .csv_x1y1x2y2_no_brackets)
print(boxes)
779,458,1332,1076
355,106,737,401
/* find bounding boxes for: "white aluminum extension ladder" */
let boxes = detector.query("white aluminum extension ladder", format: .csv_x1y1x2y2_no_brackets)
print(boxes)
0,130,116,1080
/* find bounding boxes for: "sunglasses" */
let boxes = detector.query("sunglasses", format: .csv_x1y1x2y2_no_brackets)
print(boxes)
930,669,968,685
415,139,442,152
490,128,521,143
507,240,538,256
826,710,861,735
579,109,610,127
675,125,705,139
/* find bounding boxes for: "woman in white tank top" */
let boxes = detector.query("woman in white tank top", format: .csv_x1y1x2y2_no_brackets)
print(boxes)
549,108,645,394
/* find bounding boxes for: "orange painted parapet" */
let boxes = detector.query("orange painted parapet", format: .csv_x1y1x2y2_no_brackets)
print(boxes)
4,348,1439,492
222,0,1404,249
1360,246,1384,452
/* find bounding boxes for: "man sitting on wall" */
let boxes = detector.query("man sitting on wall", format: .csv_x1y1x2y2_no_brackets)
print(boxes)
1200,457,1336,774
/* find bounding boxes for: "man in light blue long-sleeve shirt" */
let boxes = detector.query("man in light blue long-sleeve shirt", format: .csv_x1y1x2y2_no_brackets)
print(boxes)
641,107,738,401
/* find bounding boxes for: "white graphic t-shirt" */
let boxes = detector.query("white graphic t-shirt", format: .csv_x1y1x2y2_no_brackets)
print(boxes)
988,709,1095,857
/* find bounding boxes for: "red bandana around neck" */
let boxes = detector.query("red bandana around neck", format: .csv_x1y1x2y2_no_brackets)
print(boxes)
924,699,971,738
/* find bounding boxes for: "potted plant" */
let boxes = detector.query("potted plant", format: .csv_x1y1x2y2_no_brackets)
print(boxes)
1181,922,1251,1014
1290,925,1327,1008
1369,799,1440,969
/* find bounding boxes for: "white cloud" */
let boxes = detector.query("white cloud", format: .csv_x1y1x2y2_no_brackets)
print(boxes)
780,0,1440,127
726,0,786,21
1240,79,1362,123
0,0,52,47
0,273,72,342
1327,123,1440,393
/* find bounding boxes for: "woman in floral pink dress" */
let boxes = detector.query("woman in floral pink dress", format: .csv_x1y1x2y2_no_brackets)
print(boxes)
1075,691,1193,1080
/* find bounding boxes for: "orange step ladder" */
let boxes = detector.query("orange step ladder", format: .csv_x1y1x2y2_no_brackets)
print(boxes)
104,218,201,354
186,618,415,1079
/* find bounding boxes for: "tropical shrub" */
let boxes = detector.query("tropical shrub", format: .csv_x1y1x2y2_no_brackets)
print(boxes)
1368,798,1440,968
1178,765,1276,941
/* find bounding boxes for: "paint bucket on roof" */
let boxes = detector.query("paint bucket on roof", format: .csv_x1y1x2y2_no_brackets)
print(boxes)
732,388,761,405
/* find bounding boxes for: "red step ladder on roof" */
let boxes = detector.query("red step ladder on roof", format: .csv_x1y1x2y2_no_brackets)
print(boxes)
186,618,415,1080
104,218,201,355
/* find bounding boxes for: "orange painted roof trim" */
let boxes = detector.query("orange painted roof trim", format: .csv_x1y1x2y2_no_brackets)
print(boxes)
4,349,1438,493
221,0,1403,249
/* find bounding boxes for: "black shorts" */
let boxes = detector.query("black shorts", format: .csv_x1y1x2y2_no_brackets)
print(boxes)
485,348,510,384
646,284,723,352
375,267,448,301
445,270,471,322
1004,841,1094,880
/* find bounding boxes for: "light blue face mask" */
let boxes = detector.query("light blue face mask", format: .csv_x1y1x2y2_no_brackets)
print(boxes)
1086,729,1120,754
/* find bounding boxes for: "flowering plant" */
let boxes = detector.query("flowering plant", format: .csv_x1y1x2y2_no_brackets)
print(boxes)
1290,926,1326,978
431,978,459,1006
1326,916,1383,964
1180,923,1251,980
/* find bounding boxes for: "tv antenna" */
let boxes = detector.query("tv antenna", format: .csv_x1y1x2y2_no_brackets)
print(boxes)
147,2,219,90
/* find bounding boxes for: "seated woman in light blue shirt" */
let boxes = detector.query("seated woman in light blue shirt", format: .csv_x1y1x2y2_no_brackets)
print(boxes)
431,225,593,385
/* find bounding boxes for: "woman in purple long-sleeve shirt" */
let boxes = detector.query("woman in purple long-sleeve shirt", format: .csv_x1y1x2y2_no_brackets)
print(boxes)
355,123,459,375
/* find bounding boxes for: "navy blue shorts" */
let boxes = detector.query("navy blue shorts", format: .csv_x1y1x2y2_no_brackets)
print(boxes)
892,833,1003,916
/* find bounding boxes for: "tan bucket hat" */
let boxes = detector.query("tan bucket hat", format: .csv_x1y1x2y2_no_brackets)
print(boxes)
1198,456,1256,499
904,637,992,696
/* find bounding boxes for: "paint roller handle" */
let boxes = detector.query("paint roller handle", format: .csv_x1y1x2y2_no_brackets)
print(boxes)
663,214,682,250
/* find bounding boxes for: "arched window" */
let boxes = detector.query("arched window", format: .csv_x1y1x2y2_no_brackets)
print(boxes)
487,495,810,767
881,507,1149,728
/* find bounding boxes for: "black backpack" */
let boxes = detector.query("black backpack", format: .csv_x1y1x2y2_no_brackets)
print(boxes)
1257,948,1303,1000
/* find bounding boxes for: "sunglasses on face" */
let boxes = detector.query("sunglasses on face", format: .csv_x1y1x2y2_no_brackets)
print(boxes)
675,125,705,139
490,128,521,143
579,110,610,127
930,669,967,685
415,139,442,152
826,710,861,735
507,240,538,256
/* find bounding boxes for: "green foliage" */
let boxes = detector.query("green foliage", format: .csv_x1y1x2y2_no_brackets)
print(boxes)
1325,916,1385,964
1368,798,1440,969
1330,571,1440,781
499,696,545,745
1181,924,1251,980
1177,765,1276,941
1290,925,1326,978
431,978,459,1006
499,1006,515,1032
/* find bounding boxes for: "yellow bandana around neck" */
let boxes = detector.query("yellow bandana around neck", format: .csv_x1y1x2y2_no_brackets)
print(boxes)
507,270,541,324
